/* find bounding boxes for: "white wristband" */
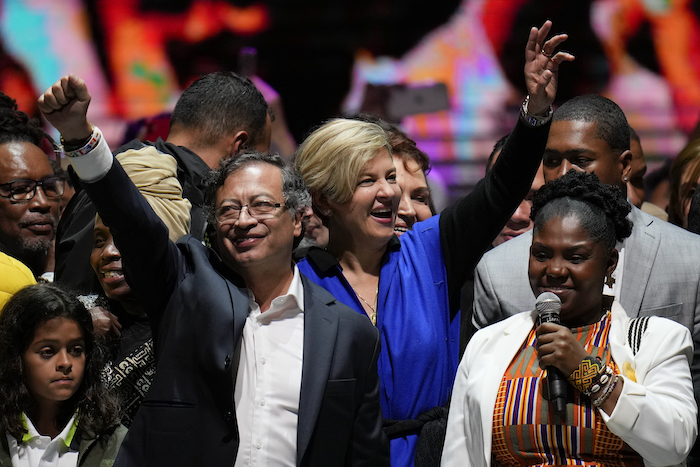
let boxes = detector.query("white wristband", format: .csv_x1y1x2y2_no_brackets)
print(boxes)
66,129,114,183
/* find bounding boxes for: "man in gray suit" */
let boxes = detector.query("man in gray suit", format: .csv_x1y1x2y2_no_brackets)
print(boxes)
472,94,700,458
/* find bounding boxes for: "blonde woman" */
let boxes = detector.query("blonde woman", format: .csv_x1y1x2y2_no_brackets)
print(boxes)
294,21,574,467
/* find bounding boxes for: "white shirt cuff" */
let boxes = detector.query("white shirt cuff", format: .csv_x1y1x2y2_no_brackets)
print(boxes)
67,131,113,183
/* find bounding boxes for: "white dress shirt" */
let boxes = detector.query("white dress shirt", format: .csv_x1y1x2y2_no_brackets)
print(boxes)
234,266,305,467
8,413,78,467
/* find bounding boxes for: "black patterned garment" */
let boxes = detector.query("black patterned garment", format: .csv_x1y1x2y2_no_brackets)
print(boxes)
104,314,156,427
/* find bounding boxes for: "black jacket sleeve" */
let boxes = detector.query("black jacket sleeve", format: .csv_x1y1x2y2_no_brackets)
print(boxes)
439,117,551,318
81,158,182,323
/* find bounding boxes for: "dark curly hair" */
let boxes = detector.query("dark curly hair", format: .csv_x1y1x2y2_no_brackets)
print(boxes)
531,171,633,255
0,92,48,147
0,283,120,440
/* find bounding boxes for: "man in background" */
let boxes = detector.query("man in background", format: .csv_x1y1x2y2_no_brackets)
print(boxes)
0,93,61,279
55,71,271,291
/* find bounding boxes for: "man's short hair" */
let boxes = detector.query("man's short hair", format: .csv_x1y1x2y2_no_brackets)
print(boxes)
553,95,630,154
203,152,311,224
170,72,269,150
629,125,640,143
485,134,510,172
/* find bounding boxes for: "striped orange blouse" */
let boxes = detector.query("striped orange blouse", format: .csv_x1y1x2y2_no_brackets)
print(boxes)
491,311,643,466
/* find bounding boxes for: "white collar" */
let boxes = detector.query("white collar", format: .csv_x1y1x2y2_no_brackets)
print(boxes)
21,412,78,447
247,265,305,321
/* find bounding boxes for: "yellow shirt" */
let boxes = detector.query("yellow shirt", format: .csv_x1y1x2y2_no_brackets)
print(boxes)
0,252,36,312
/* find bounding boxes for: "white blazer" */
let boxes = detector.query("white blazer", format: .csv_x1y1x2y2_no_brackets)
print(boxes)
441,302,697,467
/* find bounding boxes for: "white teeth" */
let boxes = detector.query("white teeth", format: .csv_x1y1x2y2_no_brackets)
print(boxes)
372,209,393,218
103,271,122,278
394,227,407,233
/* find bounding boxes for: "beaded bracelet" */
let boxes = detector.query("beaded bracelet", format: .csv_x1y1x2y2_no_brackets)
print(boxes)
592,375,619,408
62,125,101,158
568,356,606,395
586,365,614,397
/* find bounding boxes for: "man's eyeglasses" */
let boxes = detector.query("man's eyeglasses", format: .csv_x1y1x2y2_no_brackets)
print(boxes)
0,177,65,202
215,200,287,222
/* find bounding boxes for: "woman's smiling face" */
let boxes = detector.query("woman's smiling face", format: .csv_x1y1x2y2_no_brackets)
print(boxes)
327,149,400,245
91,217,134,303
528,214,617,326
394,156,431,235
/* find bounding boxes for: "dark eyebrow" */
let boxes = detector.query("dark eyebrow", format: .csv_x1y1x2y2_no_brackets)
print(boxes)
564,244,593,253
543,148,598,157
34,337,86,346
219,193,277,205
34,339,61,346
531,241,592,252
0,178,31,185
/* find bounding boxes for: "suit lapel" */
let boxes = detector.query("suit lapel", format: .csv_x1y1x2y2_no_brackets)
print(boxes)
228,280,249,343
478,311,536,458
212,251,249,340
620,207,660,316
214,256,249,444
296,277,339,466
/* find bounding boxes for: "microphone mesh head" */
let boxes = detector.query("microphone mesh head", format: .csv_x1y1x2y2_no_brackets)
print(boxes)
535,292,561,315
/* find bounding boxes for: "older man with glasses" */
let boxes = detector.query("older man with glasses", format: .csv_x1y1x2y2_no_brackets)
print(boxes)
38,75,388,467
0,94,62,278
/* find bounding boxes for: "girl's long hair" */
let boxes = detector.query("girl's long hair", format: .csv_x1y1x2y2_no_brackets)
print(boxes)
0,283,120,439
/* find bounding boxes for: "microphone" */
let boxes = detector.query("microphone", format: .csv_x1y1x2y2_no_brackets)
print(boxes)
536,292,567,416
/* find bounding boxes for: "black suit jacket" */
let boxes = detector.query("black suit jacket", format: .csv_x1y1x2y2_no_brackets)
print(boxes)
82,158,388,467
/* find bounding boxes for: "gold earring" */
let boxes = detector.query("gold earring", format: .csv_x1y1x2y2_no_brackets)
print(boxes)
605,272,615,288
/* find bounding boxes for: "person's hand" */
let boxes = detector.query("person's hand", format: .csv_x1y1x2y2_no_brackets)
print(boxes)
524,20,575,116
37,74,93,141
535,322,589,376
89,306,122,340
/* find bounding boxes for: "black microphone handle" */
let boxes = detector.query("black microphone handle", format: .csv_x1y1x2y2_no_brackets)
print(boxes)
538,309,567,415
548,368,568,415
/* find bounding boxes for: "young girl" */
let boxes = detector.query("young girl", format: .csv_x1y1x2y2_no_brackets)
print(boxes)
0,283,126,466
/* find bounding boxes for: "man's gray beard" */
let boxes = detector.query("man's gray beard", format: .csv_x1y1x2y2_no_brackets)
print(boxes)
0,235,51,266
19,236,52,255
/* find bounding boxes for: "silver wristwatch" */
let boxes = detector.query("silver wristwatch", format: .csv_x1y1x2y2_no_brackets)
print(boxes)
520,95,553,127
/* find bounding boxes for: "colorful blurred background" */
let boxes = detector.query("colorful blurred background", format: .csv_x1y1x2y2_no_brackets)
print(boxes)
3,0,700,205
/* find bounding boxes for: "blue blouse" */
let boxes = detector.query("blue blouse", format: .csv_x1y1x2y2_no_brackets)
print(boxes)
298,215,460,467
297,118,550,466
